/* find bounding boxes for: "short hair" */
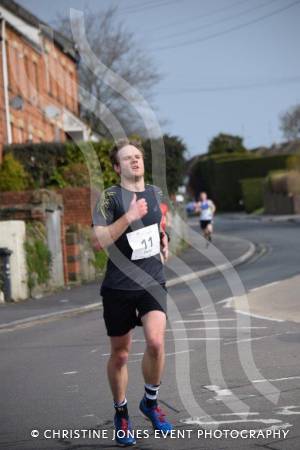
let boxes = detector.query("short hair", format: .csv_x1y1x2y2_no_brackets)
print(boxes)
109,138,144,167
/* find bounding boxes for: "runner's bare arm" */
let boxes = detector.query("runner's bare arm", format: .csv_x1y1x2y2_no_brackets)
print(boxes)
160,229,169,262
210,201,216,214
93,193,148,248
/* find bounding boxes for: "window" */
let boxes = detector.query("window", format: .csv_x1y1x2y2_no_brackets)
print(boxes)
32,61,39,93
24,54,30,99
8,46,20,93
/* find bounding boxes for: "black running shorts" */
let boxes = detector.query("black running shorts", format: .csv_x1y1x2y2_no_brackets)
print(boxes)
101,283,167,337
200,220,212,230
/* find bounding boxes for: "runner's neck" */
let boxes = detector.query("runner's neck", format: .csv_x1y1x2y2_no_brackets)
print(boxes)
120,178,145,192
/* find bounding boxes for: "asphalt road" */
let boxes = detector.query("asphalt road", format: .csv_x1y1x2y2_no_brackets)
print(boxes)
1,216,300,450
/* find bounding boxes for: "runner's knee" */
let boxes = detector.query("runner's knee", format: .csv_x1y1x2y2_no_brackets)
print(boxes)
146,337,164,357
110,349,129,368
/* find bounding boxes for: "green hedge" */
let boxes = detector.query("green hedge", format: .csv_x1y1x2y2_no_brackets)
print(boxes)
188,152,255,200
189,153,292,210
240,178,265,213
3,140,118,191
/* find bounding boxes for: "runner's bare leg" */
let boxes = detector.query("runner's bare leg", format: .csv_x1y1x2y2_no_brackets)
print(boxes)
107,331,132,403
141,310,166,384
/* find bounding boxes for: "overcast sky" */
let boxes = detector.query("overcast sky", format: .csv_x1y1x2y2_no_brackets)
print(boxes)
18,0,300,157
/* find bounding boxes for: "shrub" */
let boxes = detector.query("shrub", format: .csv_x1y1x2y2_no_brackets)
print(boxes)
24,222,52,296
266,170,300,195
91,250,107,275
49,163,89,188
0,154,32,191
240,178,265,213
3,140,119,191
287,154,300,171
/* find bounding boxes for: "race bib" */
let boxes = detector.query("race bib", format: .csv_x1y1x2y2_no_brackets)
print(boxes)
126,224,160,260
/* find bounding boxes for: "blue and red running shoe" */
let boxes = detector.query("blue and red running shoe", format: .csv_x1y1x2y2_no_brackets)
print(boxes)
139,397,173,433
114,414,136,446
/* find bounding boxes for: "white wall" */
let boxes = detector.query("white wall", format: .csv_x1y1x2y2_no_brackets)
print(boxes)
0,221,28,301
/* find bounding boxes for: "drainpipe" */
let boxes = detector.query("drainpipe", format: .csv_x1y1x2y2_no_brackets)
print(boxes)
1,16,12,144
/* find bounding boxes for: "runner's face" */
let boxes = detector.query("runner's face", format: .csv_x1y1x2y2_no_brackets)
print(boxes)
115,145,144,180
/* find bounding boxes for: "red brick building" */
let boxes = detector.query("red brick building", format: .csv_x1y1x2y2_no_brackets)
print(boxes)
0,0,93,162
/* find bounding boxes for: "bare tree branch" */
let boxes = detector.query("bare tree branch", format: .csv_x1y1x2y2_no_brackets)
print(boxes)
280,104,300,140
55,6,162,138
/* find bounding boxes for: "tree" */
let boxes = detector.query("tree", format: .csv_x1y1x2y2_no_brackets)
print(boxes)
55,7,161,138
143,134,187,195
208,133,246,155
280,104,300,140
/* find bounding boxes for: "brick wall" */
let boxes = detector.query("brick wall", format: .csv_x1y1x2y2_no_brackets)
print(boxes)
0,187,98,285
0,23,79,160
60,187,96,227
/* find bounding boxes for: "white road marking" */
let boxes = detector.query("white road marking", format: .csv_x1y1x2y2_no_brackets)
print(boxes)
63,371,78,375
174,319,236,323
187,312,221,316
166,327,267,331
90,348,99,353
101,352,144,357
224,332,290,345
128,349,194,363
101,349,194,358
82,414,95,417
132,338,222,342
234,309,284,323
276,406,300,416
203,385,233,401
181,417,283,426
252,375,300,383
250,281,280,292
216,298,234,306
263,423,293,432
60,299,69,303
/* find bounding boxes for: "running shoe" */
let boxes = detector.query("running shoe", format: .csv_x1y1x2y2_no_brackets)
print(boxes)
139,397,173,433
114,414,136,446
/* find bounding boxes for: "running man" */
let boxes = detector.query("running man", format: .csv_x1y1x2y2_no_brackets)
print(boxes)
92,139,173,446
196,191,216,244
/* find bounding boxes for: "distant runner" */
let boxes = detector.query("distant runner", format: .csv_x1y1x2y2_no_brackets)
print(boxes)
196,192,216,244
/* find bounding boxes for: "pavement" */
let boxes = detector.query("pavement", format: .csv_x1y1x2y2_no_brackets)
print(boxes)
0,231,255,330
230,273,300,323
221,212,300,223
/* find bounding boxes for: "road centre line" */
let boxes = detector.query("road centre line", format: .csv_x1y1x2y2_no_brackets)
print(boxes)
233,309,285,322
276,406,300,415
101,349,194,357
63,371,78,375
187,312,223,316
129,349,194,363
132,338,222,342
174,319,236,323
252,375,300,383
224,332,290,345
166,326,267,331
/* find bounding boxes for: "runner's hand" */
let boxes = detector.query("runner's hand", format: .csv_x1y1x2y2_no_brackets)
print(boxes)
160,231,169,262
126,193,148,223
